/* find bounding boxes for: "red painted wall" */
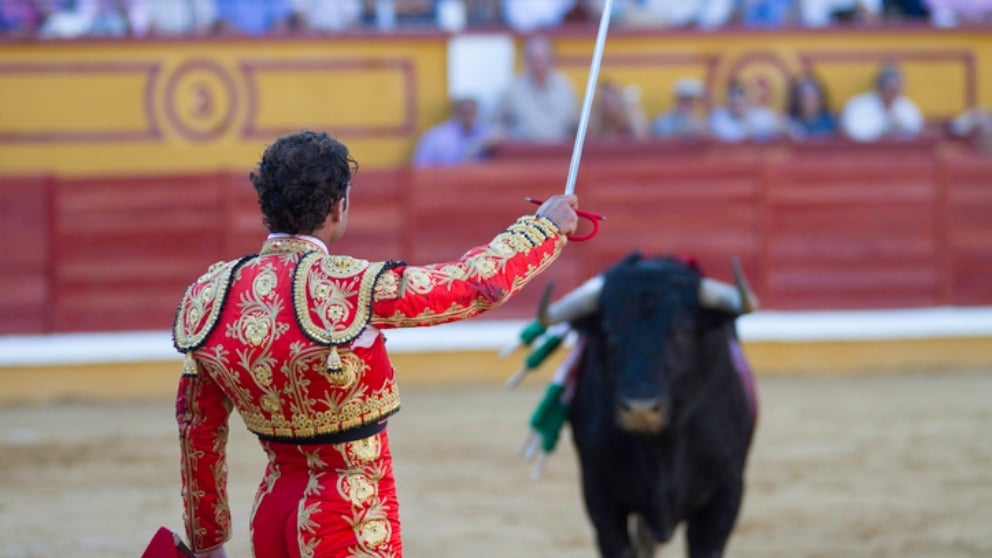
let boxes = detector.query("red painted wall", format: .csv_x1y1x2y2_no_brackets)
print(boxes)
1,139,990,334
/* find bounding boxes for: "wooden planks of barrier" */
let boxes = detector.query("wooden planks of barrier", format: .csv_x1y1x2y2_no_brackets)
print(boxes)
1,140,990,334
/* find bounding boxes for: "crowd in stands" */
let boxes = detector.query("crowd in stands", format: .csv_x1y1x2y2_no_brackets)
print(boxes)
2,0,991,37
412,35,991,167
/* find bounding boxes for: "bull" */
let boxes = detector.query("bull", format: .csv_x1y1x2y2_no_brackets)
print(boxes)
539,253,758,558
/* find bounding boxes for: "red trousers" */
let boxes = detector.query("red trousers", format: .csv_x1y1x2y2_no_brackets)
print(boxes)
251,430,402,558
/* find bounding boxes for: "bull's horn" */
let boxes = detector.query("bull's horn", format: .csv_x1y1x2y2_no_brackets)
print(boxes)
731,255,759,313
539,275,604,326
698,257,759,314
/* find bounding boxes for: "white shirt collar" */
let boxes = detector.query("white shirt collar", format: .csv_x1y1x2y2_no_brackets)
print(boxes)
266,233,329,254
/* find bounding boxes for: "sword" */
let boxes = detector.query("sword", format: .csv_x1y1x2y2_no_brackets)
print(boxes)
531,0,613,241
565,0,614,198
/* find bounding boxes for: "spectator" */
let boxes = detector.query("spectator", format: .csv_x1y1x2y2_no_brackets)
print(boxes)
841,64,923,141
291,0,363,32
361,0,438,28
464,0,502,25
588,81,649,141
412,97,492,167
653,78,709,140
948,107,992,153
926,0,992,25
40,0,150,37
786,75,838,139
146,0,215,35
799,0,881,26
494,35,579,143
617,0,736,28
882,0,929,19
709,80,784,142
500,0,574,30
733,0,800,27
1,0,46,35
394,0,436,24
210,0,292,35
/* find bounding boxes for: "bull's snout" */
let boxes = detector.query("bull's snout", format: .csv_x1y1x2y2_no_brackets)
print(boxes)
617,398,668,434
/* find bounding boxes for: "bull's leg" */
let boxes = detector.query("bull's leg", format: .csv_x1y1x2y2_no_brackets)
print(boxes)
684,476,743,558
581,473,634,558
631,515,656,558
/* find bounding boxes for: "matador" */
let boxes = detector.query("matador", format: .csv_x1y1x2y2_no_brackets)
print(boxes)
169,130,579,557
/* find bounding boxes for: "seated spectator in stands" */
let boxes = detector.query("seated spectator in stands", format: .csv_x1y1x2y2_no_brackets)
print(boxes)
501,0,575,30
588,80,649,141
40,0,150,37
841,64,923,142
396,0,437,24
653,78,709,140
733,0,799,27
210,0,292,35
882,0,929,19
926,0,992,25
1,0,45,36
786,75,838,139
494,35,579,143
949,107,992,153
146,0,215,35
464,0,502,25
799,0,881,26
362,0,438,27
412,97,492,167
617,0,735,28
709,80,784,142
291,0,362,32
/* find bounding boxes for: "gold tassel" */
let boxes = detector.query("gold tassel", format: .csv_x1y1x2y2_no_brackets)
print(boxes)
182,353,199,376
327,346,343,374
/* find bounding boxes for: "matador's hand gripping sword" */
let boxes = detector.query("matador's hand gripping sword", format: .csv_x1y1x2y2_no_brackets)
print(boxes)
529,0,613,241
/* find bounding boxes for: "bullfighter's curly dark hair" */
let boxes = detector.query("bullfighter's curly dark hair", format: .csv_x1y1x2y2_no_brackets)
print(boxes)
250,130,357,234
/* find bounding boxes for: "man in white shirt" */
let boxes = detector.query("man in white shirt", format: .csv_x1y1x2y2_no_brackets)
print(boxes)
708,80,784,142
494,35,579,143
841,65,924,142
290,0,362,31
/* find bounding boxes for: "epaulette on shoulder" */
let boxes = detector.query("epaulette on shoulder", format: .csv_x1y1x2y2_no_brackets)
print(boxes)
172,255,255,354
292,253,405,347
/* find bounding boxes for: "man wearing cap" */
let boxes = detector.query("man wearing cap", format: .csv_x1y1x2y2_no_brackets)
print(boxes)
652,78,709,140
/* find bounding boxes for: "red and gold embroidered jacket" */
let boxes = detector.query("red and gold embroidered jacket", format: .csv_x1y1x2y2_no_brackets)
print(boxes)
172,215,564,552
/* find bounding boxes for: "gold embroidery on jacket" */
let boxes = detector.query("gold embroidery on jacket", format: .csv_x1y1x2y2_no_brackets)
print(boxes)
372,238,562,328
178,376,233,551
174,259,241,351
198,338,398,439
294,252,387,346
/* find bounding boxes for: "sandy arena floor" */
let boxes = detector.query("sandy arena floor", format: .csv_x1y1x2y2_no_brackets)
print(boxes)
1,371,991,558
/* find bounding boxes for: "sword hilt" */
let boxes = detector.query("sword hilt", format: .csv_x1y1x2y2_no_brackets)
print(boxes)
526,197,605,242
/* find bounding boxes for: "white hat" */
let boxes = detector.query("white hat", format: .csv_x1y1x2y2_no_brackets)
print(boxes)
674,79,705,98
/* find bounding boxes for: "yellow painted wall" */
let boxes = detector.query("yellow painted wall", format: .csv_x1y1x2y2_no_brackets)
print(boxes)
0,28,990,176
0,37,448,175
1,338,990,404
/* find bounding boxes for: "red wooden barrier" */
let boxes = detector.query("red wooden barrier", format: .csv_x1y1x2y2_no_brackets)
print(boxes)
764,151,940,309
52,173,228,331
0,176,52,333
1,140,990,334
943,152,992,305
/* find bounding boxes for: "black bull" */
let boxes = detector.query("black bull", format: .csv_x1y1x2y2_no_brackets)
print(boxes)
567,255,757,558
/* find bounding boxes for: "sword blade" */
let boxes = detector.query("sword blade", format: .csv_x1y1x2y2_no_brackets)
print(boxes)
564,0,614,196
